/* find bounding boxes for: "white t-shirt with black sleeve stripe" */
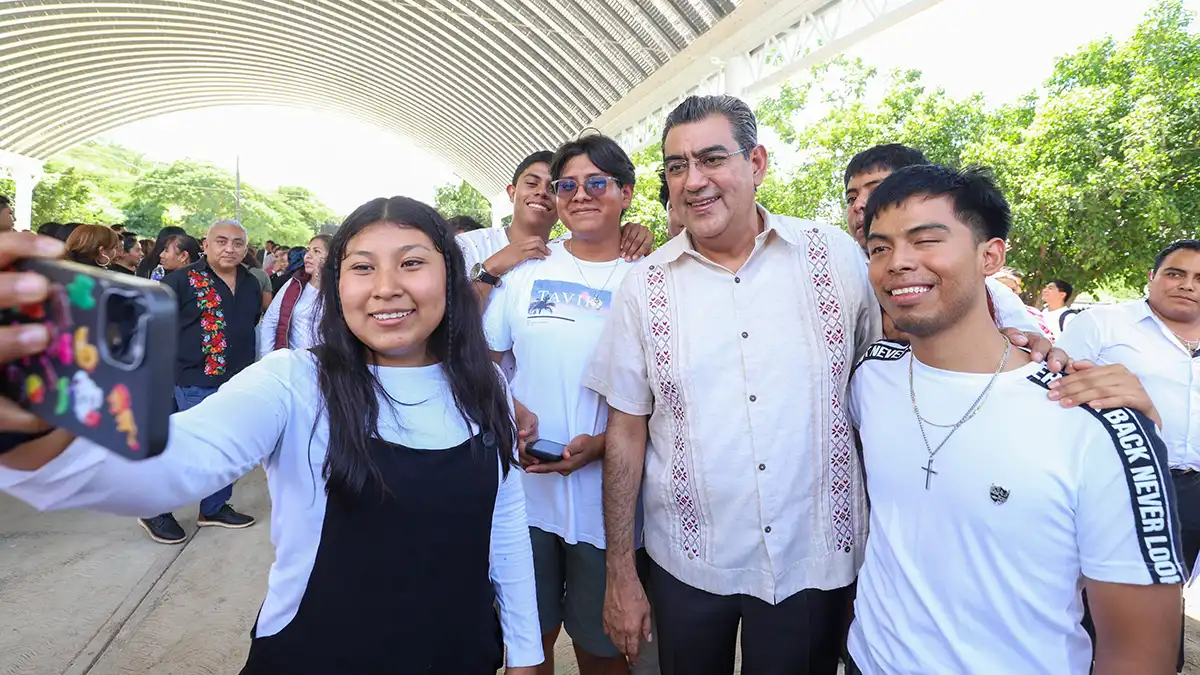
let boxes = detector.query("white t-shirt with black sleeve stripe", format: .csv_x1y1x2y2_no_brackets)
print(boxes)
847,340,1183,675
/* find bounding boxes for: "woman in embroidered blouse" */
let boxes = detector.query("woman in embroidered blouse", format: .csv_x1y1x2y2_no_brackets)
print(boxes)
258,234,331,356
0,197,543,674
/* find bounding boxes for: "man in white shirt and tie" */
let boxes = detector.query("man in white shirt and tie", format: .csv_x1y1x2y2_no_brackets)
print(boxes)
1058,239,1200,570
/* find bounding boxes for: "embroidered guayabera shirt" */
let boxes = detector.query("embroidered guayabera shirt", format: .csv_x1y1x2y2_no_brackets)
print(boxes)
162,259,260,388
585,206,881,603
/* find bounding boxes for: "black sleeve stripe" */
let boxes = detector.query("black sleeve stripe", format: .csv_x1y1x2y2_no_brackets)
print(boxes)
1027,368,1185,584
852,340,910,376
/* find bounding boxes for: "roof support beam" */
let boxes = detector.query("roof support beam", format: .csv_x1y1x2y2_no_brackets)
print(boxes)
601,0,946,153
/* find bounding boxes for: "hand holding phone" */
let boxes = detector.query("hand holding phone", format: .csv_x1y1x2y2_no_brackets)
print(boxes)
527,439,566,463
0,233,67,441
0,253,177,460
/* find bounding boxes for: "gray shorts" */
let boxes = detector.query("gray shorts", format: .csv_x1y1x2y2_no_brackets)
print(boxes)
530,527,620,658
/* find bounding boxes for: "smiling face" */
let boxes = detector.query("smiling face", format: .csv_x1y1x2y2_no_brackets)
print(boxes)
507,161,557,229
1149,248,1200,325
867,195,1006,339
337,222,444,368
555,154,630,240
662,114,766,245
845,167,893,251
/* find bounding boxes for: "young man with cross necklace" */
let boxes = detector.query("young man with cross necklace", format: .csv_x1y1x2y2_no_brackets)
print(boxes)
847,165,1182,675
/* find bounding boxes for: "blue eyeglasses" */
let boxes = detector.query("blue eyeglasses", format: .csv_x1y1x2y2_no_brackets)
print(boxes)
551,176,619,200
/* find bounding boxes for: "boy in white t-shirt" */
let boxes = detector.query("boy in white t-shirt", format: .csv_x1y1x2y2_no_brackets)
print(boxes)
457,151,653,387
456,151,653,313
848,164,1182,675
484,135,638,675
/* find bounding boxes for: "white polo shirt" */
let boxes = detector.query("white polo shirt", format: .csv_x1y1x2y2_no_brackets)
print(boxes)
1058,300,1200,470
848,341,1183,675
586,206,881,602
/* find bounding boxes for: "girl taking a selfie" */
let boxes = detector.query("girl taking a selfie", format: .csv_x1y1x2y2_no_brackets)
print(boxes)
0,199,542,674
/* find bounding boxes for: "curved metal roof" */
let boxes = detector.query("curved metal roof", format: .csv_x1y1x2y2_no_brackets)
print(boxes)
0,0,742,195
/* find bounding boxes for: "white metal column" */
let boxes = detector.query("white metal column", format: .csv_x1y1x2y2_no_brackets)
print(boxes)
14,170,36,231
0,149,43,231
489,192,511,229
723,55,752,98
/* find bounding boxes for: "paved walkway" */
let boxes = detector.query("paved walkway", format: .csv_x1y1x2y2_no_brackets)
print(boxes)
1,468,1198,674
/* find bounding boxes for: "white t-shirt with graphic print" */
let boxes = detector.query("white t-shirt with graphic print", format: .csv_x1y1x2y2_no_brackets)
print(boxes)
848,340,1183,675
484,241,633,548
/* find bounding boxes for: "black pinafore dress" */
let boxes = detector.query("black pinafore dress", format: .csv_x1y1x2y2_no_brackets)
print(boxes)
240,435,503,674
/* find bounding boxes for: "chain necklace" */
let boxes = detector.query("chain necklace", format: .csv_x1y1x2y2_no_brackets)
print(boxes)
910,341,1012,490
1170,329,1200,355
564,240,620,294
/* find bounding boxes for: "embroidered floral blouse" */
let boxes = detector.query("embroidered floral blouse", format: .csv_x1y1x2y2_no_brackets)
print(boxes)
162,259,261,388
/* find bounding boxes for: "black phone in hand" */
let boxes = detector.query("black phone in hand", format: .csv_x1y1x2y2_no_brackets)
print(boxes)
0,259,177,460
528,439,567,463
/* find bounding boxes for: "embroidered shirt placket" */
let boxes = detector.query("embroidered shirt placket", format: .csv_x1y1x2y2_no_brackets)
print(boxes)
646,264,704,559
804,228,855,554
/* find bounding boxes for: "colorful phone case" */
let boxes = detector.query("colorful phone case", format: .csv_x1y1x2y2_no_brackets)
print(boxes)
0,259,178,460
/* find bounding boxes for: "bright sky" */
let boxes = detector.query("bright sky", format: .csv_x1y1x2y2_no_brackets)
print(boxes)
97,0,1195,218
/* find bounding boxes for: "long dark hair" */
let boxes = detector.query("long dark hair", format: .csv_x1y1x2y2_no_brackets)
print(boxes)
166,234,202,265
137,226,187,278
315,197,514,504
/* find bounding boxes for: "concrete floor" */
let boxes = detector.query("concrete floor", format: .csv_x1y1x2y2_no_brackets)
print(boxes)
1,467,1199,675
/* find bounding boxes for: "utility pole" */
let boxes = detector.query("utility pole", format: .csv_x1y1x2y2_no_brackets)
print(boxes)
235,155,242,223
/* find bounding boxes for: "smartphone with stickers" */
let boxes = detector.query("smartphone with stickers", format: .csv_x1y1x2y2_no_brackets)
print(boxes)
0,259,177,460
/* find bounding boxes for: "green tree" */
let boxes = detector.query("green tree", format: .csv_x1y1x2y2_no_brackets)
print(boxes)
977,0,1200,292
275,185,337,233
625,144,669,246
754,57,1012,224
748,0,1200,293
434,180,491,225
123,160,315,244
1,166,113,226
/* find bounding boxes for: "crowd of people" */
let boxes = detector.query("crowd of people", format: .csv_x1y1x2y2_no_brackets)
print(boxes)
0,93,1195,675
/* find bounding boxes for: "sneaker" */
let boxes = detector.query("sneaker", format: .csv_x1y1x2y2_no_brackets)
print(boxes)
197,505,256,529
138,514,187,544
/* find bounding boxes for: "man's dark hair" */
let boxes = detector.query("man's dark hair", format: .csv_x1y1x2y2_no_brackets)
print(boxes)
110,224,125,232
121,231,138,252
266,239,277,247
844,144,928,187
37,222,61,238
1154,239,1200,272
1047,279,1074,300
658,172,669,209
661,95,757,155
863,164,1011,243
511,150,554,186
550,134,635,187
57,223,83,242
447,215,486,233
0,195,10,211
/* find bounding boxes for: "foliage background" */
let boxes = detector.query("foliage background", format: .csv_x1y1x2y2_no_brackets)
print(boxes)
2,1,1195,296
0,142,337,245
